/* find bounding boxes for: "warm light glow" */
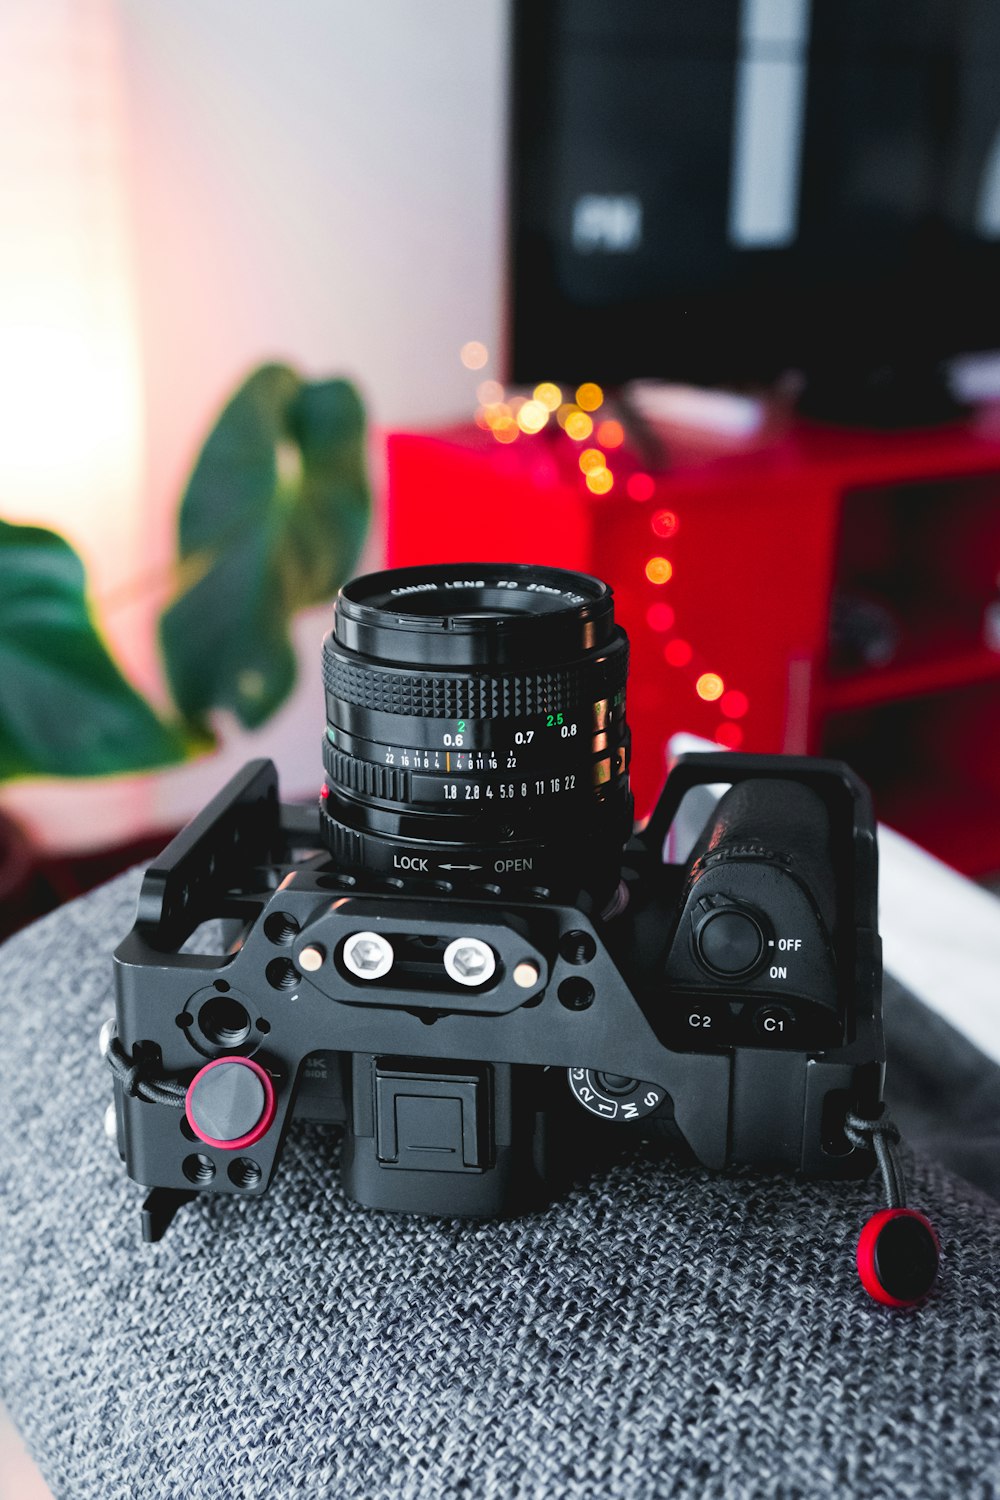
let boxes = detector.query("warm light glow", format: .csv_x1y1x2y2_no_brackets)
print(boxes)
645,556,673,585
460,341,488,370
664,639,693,667
564,410,594,442
0,5,144,610
579,447,606,475
517,399,549,433
596,418,624,448
473,407,491,430
651,509,678,538
715,722,744,750
721,689,749,719
646,603,675,632
492,424,519,444
585,468,614,495
556,403,577,428
696,673,725,702
627,473,655,502
533,381,562,411
477,379,504,406
576,382,604,412
483,403,513,429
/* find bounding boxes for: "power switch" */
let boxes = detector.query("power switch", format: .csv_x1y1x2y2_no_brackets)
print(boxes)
695,904,765,978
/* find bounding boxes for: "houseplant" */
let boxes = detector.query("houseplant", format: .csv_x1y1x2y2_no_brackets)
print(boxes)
0,361,370,922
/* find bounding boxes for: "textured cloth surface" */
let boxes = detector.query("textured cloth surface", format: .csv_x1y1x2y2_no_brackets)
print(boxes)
2,872,1000,1500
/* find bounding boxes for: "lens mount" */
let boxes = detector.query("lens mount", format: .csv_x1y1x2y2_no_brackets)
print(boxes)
320,563,632,902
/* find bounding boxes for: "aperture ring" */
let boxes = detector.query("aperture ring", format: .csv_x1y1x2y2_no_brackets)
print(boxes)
322,648,628,720
323,742,412,803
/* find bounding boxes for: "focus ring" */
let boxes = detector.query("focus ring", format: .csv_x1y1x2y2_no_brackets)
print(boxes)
322,650,628,720
323,740,412,802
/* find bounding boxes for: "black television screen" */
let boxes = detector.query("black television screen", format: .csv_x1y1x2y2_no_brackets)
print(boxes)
509,0,1000,400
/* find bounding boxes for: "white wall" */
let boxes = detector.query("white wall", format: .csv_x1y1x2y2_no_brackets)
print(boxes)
2,0,510,849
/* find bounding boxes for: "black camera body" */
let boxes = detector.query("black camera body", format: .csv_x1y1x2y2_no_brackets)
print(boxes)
108,565,884,1242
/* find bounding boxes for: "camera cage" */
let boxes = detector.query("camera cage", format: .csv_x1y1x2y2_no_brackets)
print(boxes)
111,751,884,1243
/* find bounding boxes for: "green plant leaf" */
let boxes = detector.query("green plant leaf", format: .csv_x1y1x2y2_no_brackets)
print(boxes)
0,520,189,780
160,362,370,730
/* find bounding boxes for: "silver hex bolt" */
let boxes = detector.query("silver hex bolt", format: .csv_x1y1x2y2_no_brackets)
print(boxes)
98,1017,117,1058
443,936,497,988
342,931,394,981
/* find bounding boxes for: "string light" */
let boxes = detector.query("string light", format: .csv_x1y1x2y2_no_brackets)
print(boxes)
627,473,654,502
646,603,675,631
664,639,692,666
721,689,749,719
517,399,549,434
596,418,624,448
565,410,594,441
460,341,488,370
579,448,605,475
696,672,725,702
586,468,613,495
576,382,603,411
533,382,562,411
716,723,744,749
645,556,673,585
651,509,678,538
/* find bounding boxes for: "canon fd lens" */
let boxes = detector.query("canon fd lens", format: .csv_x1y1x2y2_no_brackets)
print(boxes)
320,563,632,904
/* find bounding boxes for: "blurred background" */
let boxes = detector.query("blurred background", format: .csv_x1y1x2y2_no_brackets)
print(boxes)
3,4,1000,1492
3,0,1000,939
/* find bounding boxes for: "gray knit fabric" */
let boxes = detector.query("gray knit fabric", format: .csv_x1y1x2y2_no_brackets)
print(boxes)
2,871,1000,1500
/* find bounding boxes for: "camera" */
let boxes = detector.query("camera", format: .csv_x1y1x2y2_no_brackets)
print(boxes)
108,563,887,1244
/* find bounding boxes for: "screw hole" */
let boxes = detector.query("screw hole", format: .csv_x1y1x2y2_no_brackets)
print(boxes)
560,930,597,965
558,977,595,1011
183,1153,215,1184
198,996,252,1048
266,958,301,991
175,1012,193,1028
228,1157,262,1190
256,1018,271,1034
264,911,300,946
214,979,231,993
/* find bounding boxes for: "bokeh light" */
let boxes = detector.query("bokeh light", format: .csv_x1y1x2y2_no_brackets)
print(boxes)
517,399,549,434
646,603,675,631
533,382,562,411
715,722,744,749
596,418,624,448
576,382,604,411
645,556,673,585
721,689,749,719
664,639,693,666
585,468,614,495
556,403,577,428
565,410,594,441
696,672,725,701
627,473,655,501
477,379,504,406
460,341,488,370
493,424,518,444
651,509,678,538
579,447,606,475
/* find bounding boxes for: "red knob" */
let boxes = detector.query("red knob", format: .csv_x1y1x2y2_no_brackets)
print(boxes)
185,1057,276,1151
857,1208,940,1307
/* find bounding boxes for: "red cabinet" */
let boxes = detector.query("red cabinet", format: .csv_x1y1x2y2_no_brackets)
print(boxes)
386,409,1000,875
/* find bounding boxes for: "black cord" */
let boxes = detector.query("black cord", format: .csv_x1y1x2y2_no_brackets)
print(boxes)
105,1036,187,1109
844,1105,906,1209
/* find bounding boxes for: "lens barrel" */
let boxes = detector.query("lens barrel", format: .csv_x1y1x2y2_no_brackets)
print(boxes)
320,563,632,904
